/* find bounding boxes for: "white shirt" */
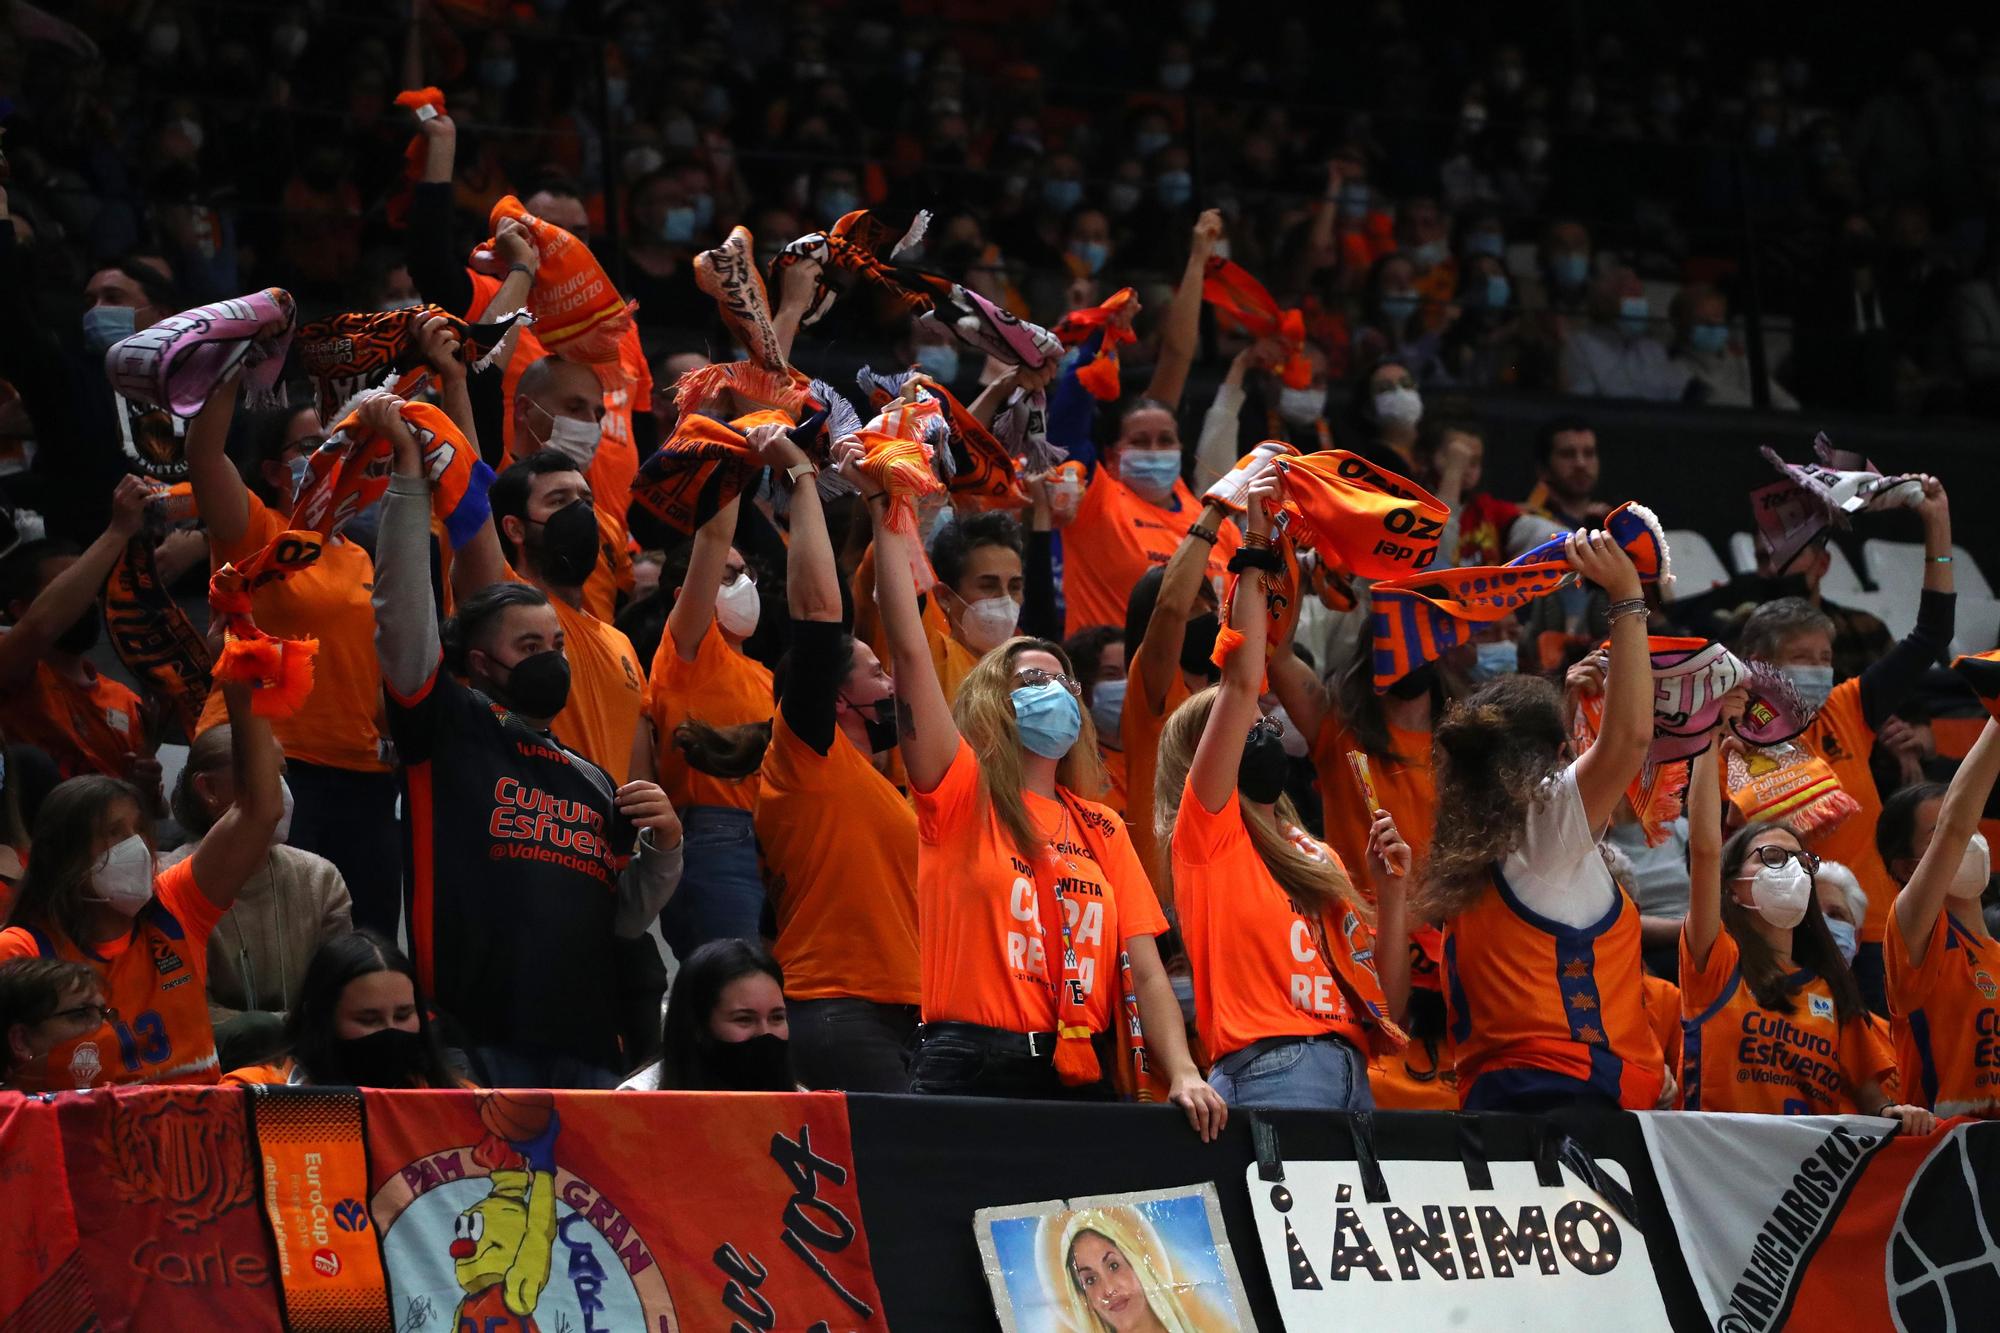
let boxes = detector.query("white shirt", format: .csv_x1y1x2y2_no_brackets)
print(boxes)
1500,763,1617,930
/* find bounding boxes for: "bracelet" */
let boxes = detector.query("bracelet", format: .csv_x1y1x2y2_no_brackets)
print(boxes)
1227,546,1284,574
861,490,888,505
1187,524,1219,546
1929,555,1953,564
507,262,534,278
1606,597,1648,625
1242,529,1272,549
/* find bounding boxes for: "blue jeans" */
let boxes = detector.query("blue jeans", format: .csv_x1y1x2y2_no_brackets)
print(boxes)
1208,1035,1373,1111
658,806,766,961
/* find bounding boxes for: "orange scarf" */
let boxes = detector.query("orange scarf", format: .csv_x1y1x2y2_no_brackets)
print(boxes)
1202,258,1309,388
1956,649,2000,719
103,484,212,736
1270,450,1450,579
854,396,946,594
630,407,797,538
471,195,633,374
1054,287,1139,400
293,304,525,423
769,208,934,328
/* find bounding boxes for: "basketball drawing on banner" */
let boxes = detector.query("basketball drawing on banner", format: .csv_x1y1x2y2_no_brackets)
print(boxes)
1247,1156,1672,1330
974,1184,1253,1332
369,1090,679,1333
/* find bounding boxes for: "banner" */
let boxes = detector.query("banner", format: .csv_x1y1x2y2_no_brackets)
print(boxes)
1639,1111,2000,1333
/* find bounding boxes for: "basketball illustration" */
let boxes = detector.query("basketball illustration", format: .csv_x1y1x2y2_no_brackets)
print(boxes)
1889,1123,2000,1331
479,1090,555,1142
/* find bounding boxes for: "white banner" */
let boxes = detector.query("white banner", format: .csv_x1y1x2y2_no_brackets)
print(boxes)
1247,1156,1671,1331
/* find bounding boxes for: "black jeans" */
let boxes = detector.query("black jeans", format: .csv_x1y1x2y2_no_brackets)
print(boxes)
907,1022,1115,1101
285,760,402,938
788,998,918,1092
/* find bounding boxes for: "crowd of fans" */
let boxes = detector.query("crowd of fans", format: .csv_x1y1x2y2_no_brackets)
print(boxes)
0,2,1997,1150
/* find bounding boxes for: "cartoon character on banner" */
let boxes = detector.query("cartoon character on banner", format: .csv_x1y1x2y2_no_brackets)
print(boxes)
370,1091,680,1332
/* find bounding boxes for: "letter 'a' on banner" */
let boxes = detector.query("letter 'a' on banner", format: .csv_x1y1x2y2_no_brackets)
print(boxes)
1246,1154,1672,1330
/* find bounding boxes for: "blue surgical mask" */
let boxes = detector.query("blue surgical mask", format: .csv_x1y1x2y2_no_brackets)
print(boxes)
1781,664,1834,713
1380,292,1420,324
1689,322,1729,355
1070,239,1110,275
83,304,137,354
1011,681,1082,759
1159,62,1193,92
1155,170,1193,209
689,193,716,230
1409,240,1447,271
1484,274,1512,309
921,501,955,547
1469,640,1517,682
1551,252,1590,288
1089,677,1127,741
287,454,311,500
1826,917,1859,965
1340,185,1372,215
1134,129,1173,158
661,207,697,244
1465,231,1506,259
478,56,517,89
1116,447,1181,502
816,187,860,221
1618,295,1651,337
1042,178,1084,214
915,342,962,384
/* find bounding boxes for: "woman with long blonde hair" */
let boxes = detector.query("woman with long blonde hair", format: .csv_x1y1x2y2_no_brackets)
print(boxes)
1044,1206,1241,1333
873,492,1225,1138
1155,472,1410,1109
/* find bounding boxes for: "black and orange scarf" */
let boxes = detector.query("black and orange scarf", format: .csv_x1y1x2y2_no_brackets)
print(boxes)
769,208,936,328
292,305,526,423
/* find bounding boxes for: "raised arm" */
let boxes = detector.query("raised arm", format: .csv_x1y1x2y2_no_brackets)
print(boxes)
1683,725,1729,971
1133,501,1229,714
771,257,819,366
184,375,248,550
1568,531,1651,832
405,111,474,317
187,680,285,911
365,391,441,698
1191,344,1266,492
1896,718,2000,968
1368,811,1415,1024
0,474,153,691
1859,478,1955,730
873,501,959,792
666,495,741,663
1188,478,1275,813
1142,210,1222,410
1267,615,1332,746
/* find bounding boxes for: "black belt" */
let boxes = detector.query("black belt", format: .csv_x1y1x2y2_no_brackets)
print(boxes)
918,1021,1061,1059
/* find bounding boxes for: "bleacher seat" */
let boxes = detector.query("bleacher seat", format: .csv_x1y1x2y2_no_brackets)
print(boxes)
1863,540,1995,603
1955,598,2000,657
1725,530,1865,596
1664,530,1731,599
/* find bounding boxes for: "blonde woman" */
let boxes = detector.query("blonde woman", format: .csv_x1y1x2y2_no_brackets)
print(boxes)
872,496,1225,1138
1156,472,1410,1109
1044,1207,1239,1333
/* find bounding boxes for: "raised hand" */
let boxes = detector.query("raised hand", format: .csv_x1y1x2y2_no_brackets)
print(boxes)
493,215,538,274
108,473,163,539
1366,809,1412,882
615,780,684,848
414,312,464,385
1564,528,1642,601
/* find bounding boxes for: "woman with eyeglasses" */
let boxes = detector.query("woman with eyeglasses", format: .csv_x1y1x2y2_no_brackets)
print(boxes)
872,495,1226,1139
1154,472,1410,1110
1680,718,1933,1131
0,957,108,1090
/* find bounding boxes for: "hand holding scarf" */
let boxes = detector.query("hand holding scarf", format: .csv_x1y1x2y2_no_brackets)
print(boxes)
471,195,633,371
1726,742,1861,840
1269,449,1450,580
293,304,528,423
105,288,297,417
853,394,946,595
1201,258,1309,388
769,208,933,328
1755,432,1924,573
1054,287,1140,400
631,407,801,538
856,366,1026,508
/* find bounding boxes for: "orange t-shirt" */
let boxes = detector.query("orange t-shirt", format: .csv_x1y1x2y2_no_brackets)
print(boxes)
755,713,920,1004
1886,905,2000,1118
1642,973,1684,1085
0,857,225,1090
1369,1028,1461,1110
914,739,1166,1032
927,597,979,707
199,494,386,772
580,500,635,625
1062,469,1239,637
0,656,146,781
1099,746,1129,817
1797,679,1896,943
1171,780,1388,1061
648,620,773,812
504,563,648,784
1119,653,1191,899
1678,927,1895,1114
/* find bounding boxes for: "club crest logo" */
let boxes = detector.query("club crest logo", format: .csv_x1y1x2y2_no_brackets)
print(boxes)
103,1090,255,1231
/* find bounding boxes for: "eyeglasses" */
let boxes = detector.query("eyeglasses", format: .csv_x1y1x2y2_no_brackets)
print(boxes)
1746,846,1820,875
47,1003,111,1027
1014,666,1082,697
1247,715,1283,744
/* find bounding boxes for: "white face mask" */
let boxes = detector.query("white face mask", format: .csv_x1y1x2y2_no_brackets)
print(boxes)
1950,832,1991,900
88,834,154,917
1742,859,1814,930
957,594,1020,653
715,573,761,638
271,779,294,848
1277,385,1325,426
531,401,602,468
1374,385,1424,427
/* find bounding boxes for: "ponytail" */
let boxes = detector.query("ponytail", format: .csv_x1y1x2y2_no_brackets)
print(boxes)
674,720,774,781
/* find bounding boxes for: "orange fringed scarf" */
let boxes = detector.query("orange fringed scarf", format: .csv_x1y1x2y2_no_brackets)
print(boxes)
855,396,946,594
1202,259,1309,388
211,401,493,717
630,407,797,538
1726,743,1861,839
1270,450,1450,580
1054,287,1140,401
471,194,633,373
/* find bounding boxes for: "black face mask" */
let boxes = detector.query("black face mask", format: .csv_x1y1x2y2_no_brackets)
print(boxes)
699,1032,793,1091
494,648,572,718
1180,611,1221,680
844,695,898,753
1238,726,1290,804
529,498,601,586
1387,662,1436,701
54,608,102,656
325,1026,429,1088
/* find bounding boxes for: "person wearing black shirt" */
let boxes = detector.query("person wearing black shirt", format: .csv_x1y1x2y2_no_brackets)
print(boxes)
365,389,681,1090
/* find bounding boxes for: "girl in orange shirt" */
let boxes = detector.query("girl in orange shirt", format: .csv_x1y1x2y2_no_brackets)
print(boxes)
1064,625,1129,813
0,679,284,1092
644,494,773,961
874,490,1226,1139
1682,724,1934,1130
1879,717,2000,1119
1157,472,1410,1109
